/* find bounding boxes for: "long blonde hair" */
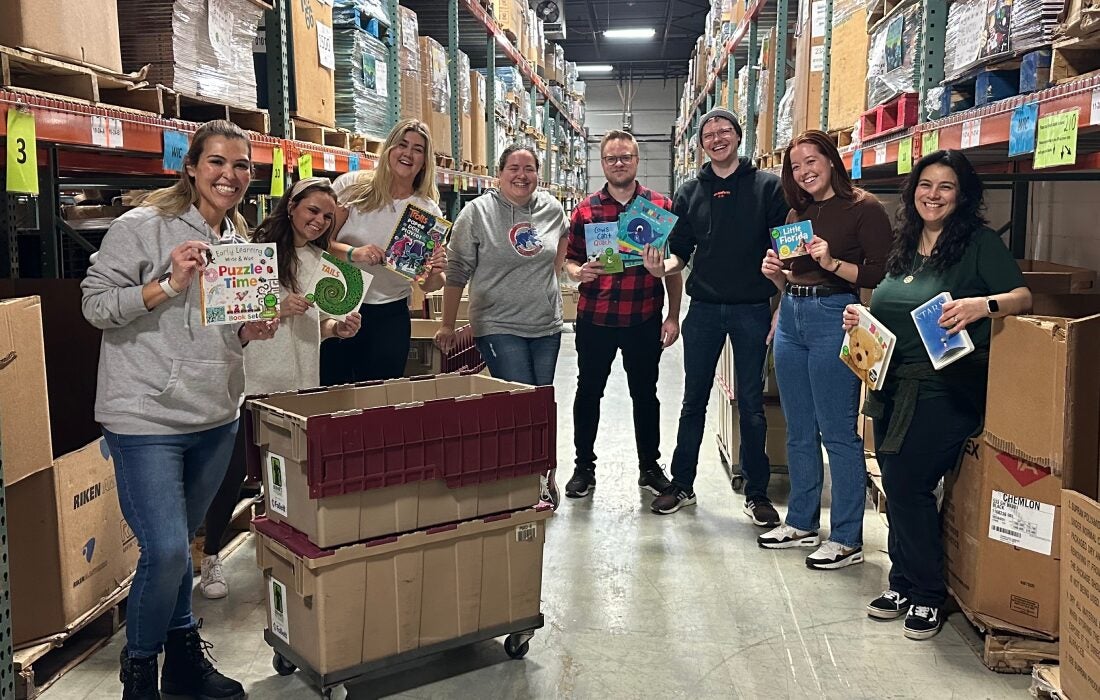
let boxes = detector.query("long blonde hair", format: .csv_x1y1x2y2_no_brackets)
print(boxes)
137,120,252,234
340,119,439,212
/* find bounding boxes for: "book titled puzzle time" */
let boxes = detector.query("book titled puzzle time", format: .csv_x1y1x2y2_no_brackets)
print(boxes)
199,244,281,326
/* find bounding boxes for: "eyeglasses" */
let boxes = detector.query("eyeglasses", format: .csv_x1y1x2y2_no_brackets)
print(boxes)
701,127,737,144
602,154,637,165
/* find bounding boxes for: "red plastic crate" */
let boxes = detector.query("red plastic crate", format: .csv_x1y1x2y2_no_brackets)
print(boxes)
405,320,485,376
860,92,919,141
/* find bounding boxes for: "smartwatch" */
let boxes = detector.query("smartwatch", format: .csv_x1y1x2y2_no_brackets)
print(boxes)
158,272,181,298
986,297,999,315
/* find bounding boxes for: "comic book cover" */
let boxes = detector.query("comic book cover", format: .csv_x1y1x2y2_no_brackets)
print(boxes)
384,203,452,280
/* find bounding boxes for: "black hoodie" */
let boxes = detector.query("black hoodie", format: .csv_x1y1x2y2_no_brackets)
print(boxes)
668,158,789,304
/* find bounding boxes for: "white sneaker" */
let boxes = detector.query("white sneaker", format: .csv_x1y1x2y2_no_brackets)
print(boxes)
806,541,864,570
199,554,228,599
757,524,821,549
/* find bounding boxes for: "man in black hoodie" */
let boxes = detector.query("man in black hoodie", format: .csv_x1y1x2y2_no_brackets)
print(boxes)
644,108,787,524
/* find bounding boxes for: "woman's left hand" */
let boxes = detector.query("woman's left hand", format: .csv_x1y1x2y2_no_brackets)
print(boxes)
940,297,988,335
239,319,280,343
333,312,362,338
807,238,835,271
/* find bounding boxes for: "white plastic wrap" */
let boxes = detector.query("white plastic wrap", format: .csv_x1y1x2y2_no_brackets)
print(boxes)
775,82,796,151
334,1,389,138
865,0,920,108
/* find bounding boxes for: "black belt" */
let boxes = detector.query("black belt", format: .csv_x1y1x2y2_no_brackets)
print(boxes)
785,283,853,298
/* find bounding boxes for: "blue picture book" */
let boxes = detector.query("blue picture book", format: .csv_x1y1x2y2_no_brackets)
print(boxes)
618,198,678,268
584,222,623,273
910,292,975,370
770,220,814,260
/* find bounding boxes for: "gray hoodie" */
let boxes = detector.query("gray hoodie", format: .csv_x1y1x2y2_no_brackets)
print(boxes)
445,189,567,338
81,205,248,435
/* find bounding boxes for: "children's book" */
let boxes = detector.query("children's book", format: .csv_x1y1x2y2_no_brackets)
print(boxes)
910,292,975,370
769,220,814,260
306,251,374,320
384,203,452,281
618,198,678,268
584,222,623,273
839,306,896,390
199,243,280,326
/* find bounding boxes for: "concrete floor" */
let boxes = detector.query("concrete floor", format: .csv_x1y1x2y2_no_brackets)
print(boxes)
43,319,1032,699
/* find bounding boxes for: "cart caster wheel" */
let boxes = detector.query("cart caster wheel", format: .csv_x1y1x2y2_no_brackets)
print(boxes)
504,634,530,659
731,476,744,491
322,685,348,700
272,652,297,676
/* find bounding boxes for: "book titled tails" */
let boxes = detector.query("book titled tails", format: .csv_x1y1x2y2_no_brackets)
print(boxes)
839,306,896,390
910,292,975,370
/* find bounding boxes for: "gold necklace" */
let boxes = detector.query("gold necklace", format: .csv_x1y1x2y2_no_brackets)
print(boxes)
903,240,934,284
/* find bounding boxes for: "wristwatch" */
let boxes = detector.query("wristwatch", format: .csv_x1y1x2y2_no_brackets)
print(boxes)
986,297,1000,315
158,272,181,298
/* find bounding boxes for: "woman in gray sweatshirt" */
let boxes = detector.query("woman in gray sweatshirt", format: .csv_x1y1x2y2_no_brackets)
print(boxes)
435,145,568,386
81,120,277,700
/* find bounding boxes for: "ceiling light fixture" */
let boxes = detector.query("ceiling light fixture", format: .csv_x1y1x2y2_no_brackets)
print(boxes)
576,64,614,73
603,28,656,39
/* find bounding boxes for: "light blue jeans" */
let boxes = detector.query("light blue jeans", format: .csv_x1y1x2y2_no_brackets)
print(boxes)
476,333,562,386
773,292,865,548
102,421,238,658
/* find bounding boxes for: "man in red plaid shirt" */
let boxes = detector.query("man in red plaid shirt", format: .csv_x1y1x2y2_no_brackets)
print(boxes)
561,129,683,500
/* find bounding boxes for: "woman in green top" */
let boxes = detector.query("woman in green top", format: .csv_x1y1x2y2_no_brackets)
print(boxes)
843,150,1031,640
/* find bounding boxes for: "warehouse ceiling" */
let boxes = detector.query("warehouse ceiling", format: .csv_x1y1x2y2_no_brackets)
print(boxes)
555,0,710,79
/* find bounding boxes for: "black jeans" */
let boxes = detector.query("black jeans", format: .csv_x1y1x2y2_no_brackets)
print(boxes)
320,299,412,385
573,316,663,472
875,393,980,607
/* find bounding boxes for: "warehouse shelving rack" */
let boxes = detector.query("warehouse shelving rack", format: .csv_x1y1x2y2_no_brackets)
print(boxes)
0,0,587,279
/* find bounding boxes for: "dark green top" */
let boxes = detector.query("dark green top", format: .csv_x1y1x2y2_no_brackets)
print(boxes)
869,226,1025,400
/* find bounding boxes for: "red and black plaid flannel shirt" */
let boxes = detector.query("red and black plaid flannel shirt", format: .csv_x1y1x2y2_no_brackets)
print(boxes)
566,183,671,327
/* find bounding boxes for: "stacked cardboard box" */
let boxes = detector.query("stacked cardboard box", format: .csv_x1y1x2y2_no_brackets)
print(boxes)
0,0,122,71
826,0,871,131
470,70,489,169
289,0,337,127
790,0,829,135
458,51,473,165
1060,490,1100,699
418,36,452,158
398,6,422,122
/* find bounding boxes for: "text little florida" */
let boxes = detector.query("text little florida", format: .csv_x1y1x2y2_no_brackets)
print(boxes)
200,243,281,326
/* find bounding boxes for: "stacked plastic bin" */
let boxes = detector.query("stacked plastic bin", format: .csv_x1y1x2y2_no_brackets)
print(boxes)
246,374,555,692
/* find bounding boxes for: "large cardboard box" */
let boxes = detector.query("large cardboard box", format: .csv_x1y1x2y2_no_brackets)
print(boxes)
419,37,452,159
1061,489,1100,700
985,315,1100,498
470,70,488,169
289,0,336,127
458,51,473,165
1020,260,1096,294
826,0,870,131
0,0,122,71
425,290,470,321
944,436,1061,637
397,6,422,122
791,0,827,134
0,297,52,486
255,506,550,674
9,439,139,647
248,375,552,548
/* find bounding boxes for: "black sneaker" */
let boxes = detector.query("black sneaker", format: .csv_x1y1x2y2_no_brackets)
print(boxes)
638,465,672,496
651,486,697,514
565,467,596,498
903,605,943,640
742,499,780,527
867,590,910,620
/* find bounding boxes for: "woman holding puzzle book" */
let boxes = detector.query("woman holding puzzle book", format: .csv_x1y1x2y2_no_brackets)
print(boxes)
843,149,1030,640
759,130,892,570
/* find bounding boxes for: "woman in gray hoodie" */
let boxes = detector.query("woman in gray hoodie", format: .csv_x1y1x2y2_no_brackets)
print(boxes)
81,120,277,700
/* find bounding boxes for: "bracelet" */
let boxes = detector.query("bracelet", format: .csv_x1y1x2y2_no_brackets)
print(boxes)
346,246,356,263
831,259,842,273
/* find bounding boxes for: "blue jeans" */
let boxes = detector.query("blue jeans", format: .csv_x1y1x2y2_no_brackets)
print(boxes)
476,333,562,386
773,292,864,548
670,300,773,499
102,421,239,658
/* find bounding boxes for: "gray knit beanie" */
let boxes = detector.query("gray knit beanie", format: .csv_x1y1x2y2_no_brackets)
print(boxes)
698,108,743,144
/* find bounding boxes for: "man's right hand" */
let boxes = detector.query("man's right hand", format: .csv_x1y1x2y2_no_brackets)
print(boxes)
576,259,605,284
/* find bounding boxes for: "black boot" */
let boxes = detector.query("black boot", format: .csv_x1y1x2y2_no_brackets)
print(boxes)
119,647,161,700
160,621,246,700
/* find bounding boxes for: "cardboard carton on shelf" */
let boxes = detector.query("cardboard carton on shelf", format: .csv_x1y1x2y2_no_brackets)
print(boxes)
1060,489,1100,700
397,6,423,122
9,439,139,647
0,0,122,72
470,70,489,169
0,296,52,486
289,0,336,127
418,36,452,159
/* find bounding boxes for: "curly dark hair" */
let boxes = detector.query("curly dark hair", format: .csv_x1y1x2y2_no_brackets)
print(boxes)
251,178,338,293
887,149,987,276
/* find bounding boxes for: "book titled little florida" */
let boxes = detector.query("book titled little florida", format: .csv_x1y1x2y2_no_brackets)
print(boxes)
199,243,281,326
910,292,975,370
583,222,624,273
770,220,813,260
839,306,896,391
384,203,452,280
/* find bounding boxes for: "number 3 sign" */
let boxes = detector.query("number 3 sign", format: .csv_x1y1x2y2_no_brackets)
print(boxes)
6,107,38,195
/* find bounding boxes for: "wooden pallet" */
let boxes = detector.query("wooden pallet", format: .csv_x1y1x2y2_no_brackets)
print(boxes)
350,134,386,155
190,493,261,573
947,596,1059,674
471,164,490,175
1031,665,1065,699
435,153,456,170
290,119,351,149
1052,35,1100,85
15,581,131,700
171,92,270,134
460,160,474,172
0,44,166,115
828,127,854,149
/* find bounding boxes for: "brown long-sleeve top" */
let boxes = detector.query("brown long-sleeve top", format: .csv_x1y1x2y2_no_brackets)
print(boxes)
785,193,893,289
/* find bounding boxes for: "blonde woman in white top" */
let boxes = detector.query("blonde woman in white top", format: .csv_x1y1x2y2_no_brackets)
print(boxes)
323,118,447,383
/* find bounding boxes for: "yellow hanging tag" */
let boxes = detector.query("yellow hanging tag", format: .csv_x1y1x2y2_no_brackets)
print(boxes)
6,107,39,195
270,147,286,196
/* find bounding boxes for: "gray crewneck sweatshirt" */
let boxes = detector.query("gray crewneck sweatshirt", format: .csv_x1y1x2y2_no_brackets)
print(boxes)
81,205,248,435
445,189,568,338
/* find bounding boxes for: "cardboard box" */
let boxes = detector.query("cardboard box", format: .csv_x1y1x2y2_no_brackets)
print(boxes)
405,319,485,377
419,36,452,159
255,506,550,674
826,0,870,131
0,0,122,71
791,0,827,134
289,0,336,127
425,290,470,321
561,286,579,324
985,315,1100,498
494,0,523,39
1019,260,1096,294
470,70,488,168
0,297,53,486
943,436,1061,637
722,399,788,467
458,51,473,165
398,6,423,122
9,439,139,647
248,375,552,548
1061,489,1100,700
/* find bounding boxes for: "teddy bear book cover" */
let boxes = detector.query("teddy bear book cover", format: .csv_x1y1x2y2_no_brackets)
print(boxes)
839,306,896,391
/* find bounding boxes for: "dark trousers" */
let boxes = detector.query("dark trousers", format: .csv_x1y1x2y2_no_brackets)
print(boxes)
573,316,663,472
320,299,412,385
875,394,980,607
202,417,247,557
